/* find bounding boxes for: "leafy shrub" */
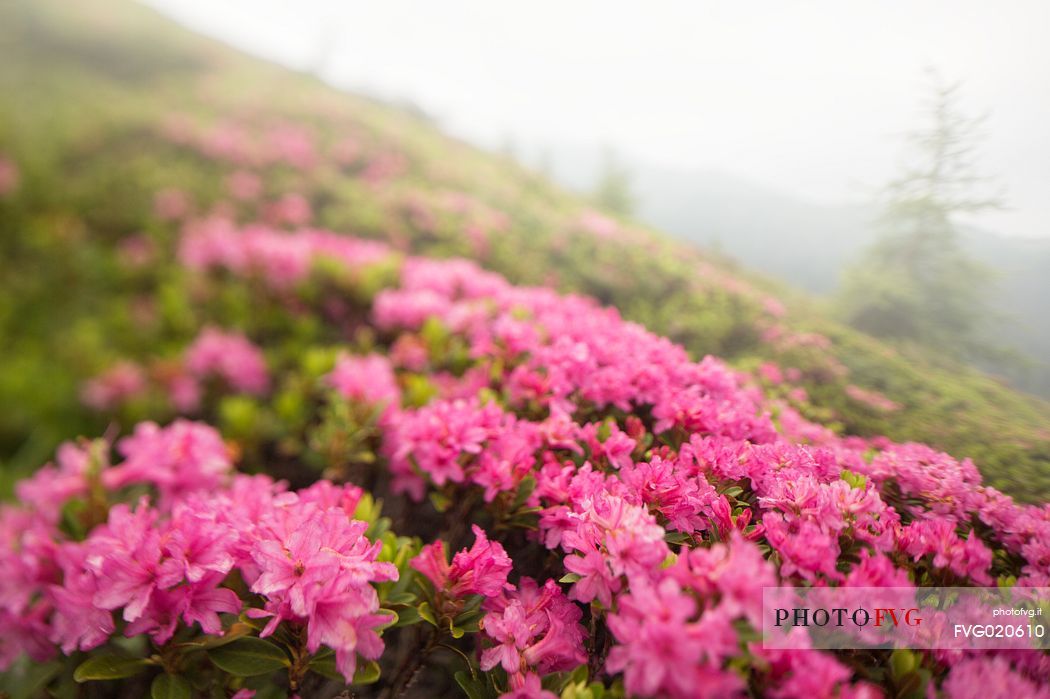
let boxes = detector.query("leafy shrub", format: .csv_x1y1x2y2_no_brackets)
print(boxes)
2,225,1048,698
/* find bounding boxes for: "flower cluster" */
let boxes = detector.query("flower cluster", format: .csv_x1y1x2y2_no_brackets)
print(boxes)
412,525,513,602
26,221,1050,697
0,422,396,684
185,326,270,395
481,578,587,691
82,325,270,413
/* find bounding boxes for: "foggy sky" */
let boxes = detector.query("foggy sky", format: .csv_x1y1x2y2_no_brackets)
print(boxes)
147,0,1050,238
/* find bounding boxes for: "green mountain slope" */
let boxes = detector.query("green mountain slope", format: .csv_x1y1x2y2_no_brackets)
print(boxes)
1,0,1049,500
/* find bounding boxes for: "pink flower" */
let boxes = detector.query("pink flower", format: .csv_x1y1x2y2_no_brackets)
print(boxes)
758,362,785,385
157,506,236,586
153,188,191,221
88,501,163,623
385,398,505,498
757,646,854,699
670,533,776,627
412,525,512,600
845,384,901,412
264,124,317,170
124,576,240,644
607,577,743,699
618,455,719,533
575,210,620,239
326,354,400,415
0,155,19,196
843,550,912,588
16,441,92,520
103,420,233,504
185,327,269,394
899,519,993,585
481,578,586,684
117,234,157,268
247,504,396,681
251,514,365,619
500,672,558,699
81,361,147,410
266,193,312,226
763,513,843,582
304,576,392,681
559,491,669,605
166,371,202,412
226,170,263,200
563,548,620,608
48,543,115,653
942,656,1050,699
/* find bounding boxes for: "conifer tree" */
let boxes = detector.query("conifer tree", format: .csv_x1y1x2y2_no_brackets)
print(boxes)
839,77,1003,356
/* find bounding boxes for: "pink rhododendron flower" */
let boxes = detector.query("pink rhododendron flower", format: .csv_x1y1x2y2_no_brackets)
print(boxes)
500,672,558,699
326,353,401,417
247,503,396,681
942,656,1050,699
153,187,191,220
266,192,312,226
412,525,512,599
117,234,158,268
481,577,586,684
102,420,233,504
226,170,262,200
185,326,269,394
11,214,1050,697
607,577,743,699
81,361,147,410
0,155,19,196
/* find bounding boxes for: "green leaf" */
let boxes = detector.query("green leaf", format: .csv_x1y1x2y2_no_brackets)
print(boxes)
151,674,191,699
386,591,416,605
351,492,377,523
208,637,291,677
840,469,868,490
58,498,88,540
1,659,63,699
176,622,254,650
458,594,484,615
511,476,537,509
417,601,437,626
567,664,589,686
429,490,452,513
352,660,381,685
377,608,399,630
73,655,151,682
393,605,422,627
664,531,691,545
559,573,582,584
889,649,916,679
308,653,343,682
455,670,492,699
453,598,484,633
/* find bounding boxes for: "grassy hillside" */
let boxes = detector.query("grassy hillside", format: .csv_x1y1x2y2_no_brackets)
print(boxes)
1,0,1049,500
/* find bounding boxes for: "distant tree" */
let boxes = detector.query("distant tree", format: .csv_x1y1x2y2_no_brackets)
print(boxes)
593,147,634,217
838,77,1004,357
